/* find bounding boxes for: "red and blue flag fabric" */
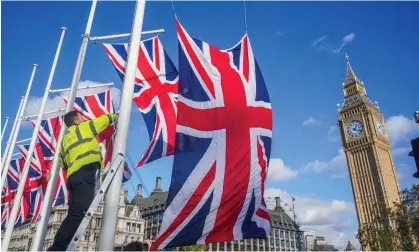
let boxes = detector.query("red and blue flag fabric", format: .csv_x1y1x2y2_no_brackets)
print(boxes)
35,116,68,206
122,162,131,183
150,20,272,250
1,158,31,229
63,89,131,182
18,143,51,223
37,116,62,160
103,36,178,168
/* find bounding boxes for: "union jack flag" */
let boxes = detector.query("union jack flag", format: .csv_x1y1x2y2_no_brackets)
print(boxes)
63,89,131,182
122,162,131,183
1,158,31,229
19,143,50,223
103,36,178,167
35,116,68,206
37,116,62,160
151,21,272,250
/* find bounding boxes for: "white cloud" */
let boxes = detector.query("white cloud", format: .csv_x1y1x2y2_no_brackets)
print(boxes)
331,172,348,179
392,146,412,156
333,33,356,54
312,33,356,55
303,149,347,174
342,33,356,44
302,117,323,127
386,114,419,144
24,95,66,119
311,35,329,47
264,188,359,250
110,86,122,110
396,163,418,182
275,31,284,36
24,80,121,119
267,158,298,181
327,125,340,142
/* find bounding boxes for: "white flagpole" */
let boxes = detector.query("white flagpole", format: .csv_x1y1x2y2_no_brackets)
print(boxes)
1,98,24,165
98,0,146,250
30,1,98,250
22,108,66,121
1,27,67,251
49,82,113,94
1,117,10,142
89,29,164,42
0,64,38,187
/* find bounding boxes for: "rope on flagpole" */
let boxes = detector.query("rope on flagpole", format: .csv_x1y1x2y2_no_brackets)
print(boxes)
243,0,249,34
126,151,150,197
170,0,177,18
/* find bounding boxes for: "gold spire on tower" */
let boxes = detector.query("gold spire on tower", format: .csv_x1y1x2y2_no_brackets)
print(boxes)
343,53,366,97
344,53,361,86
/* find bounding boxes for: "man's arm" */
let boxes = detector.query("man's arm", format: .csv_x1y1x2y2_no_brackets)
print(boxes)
87,113,117,136
59,150,67,170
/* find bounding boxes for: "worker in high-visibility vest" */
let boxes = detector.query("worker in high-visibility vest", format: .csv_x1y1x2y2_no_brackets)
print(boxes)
48,110,117,251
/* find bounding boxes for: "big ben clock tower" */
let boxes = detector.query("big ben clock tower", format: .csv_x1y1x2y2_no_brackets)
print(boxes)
338,54,401,241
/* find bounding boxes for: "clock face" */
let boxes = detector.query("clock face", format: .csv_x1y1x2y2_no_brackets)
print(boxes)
347,120,364,138
375,119,385,136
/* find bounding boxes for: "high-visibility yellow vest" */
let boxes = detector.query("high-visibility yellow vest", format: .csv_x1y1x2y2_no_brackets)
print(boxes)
59,113,117,179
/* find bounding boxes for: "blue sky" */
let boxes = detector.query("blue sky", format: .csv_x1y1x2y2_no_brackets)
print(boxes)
2,1,419,249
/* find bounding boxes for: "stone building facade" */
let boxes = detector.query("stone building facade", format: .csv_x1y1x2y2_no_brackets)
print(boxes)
5,176,305,251
135,178,305,251
4,185,145,251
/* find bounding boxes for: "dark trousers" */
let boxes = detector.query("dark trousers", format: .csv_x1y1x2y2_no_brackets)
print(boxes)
48,162,99,251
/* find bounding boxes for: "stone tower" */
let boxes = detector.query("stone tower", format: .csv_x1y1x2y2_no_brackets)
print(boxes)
337,54,401,237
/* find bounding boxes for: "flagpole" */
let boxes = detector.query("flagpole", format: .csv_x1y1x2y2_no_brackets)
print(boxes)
1,117,10,142
1,98,24,166
49,82,113,94
30,1,98,250
0,64,38,187
1,27,67,251
98,0,146,250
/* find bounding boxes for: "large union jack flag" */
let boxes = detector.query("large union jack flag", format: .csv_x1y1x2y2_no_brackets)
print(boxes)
150,21,272,250
63,89,131,181
1,158,31,229
36,116,68,206
103,36,178,167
